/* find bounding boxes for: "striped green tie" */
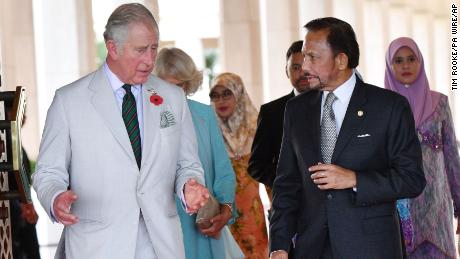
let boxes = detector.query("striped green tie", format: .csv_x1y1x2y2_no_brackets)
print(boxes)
122,84,142,169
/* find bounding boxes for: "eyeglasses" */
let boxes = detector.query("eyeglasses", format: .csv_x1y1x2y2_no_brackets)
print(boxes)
209,89,233,102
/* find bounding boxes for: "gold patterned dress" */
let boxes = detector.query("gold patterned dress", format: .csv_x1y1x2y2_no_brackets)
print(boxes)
230,155,268,259
210,72,269,259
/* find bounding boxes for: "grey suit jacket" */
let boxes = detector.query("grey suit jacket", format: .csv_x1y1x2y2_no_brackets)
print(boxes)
33,67,205,259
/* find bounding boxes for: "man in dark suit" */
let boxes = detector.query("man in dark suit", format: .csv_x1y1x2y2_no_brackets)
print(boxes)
249,40,309,191
269,17,425,259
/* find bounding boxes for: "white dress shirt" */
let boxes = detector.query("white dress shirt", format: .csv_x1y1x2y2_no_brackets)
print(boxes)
104,62,144,144
320,72,356,134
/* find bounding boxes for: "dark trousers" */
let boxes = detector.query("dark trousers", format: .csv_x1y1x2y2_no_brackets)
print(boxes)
319,233,334,259
11,200,41,259
289,233,333,259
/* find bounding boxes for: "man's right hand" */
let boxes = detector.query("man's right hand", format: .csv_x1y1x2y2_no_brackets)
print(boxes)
270,250,288,259
53,190,79,225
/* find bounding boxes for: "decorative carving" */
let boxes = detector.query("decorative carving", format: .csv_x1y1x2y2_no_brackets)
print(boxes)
0,172,12,259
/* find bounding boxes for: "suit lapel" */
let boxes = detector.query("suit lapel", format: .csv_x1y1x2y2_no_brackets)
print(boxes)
300,91,322,161
310,91,322,161
332,79,367,162
141,78,160,170
89,68,136,162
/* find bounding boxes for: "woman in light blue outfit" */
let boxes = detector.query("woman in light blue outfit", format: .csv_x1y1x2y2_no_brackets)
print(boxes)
154,47,242,259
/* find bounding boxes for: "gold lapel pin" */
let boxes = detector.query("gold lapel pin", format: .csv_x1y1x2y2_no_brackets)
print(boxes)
357,110,364,117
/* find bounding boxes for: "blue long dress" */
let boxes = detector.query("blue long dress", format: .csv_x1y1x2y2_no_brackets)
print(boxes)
175,99,237,259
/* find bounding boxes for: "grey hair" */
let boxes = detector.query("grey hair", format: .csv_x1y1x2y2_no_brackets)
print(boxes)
154,47,203,96
103,3,158,47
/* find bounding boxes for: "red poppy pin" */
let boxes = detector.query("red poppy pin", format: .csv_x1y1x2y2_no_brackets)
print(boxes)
148,89,163,106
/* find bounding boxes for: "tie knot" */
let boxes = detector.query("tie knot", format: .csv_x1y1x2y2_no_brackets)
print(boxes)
122,84,132,93
324,92,337,108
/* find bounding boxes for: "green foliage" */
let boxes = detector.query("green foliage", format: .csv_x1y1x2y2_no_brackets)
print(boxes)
96,41,108,66
204,49,218,87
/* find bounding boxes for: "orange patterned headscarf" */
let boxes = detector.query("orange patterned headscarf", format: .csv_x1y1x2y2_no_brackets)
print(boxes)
210,72,258,159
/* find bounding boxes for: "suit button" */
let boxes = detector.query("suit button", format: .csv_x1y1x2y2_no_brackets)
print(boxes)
327,194,333,200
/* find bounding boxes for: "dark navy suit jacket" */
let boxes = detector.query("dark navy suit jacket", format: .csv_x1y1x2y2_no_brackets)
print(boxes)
269,78,425,259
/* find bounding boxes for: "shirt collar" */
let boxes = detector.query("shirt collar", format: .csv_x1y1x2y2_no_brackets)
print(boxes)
293,88,301,96
324,72,356,105
103,62,141,92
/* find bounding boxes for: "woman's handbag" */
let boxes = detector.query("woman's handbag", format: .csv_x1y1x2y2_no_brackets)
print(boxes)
196,194,220,228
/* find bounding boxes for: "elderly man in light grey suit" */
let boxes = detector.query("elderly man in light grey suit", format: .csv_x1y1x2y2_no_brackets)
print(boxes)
32,3,209,259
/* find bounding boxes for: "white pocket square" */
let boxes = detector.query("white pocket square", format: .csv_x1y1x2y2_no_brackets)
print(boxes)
357,133,371,138
160,111,176,128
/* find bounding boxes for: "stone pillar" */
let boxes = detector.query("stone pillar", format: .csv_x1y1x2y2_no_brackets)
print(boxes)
0,0,40,160
75,0,97,76
332,0,366,79
33,0,96,137
411,12,432,81
386,4,411,40
360,0,387,86
259,0,300,103
32,0,95,255
219,0,263,107
298,0,332,22
143,0,160,22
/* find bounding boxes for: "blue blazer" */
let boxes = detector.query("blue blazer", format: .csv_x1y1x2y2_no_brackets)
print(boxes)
175,99,237,259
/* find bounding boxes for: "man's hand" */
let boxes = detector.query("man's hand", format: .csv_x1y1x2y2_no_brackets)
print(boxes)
270,250,288,259
184,179,209,213
53,190,79,225
309,163,356,190
20,203,38,224
198,204,232,238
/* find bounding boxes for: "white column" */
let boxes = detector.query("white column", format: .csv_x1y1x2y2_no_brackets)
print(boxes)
75,0,97,76
0,0,40,159
34,0,76,135
332,0,359,28
259,0,300,103
361,0,386,86
332,0,367,79
386,4,411,40
432,16,450,95
220,0,263,107
298,0,332,25
32,0,95,256
411,12,433,83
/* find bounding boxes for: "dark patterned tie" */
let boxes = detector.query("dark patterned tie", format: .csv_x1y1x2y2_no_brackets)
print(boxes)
321,92,337,164
122,84,142,169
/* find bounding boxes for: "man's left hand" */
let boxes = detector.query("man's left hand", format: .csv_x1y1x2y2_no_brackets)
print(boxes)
184,178,209,213
20,202,38,224
309,163,356,190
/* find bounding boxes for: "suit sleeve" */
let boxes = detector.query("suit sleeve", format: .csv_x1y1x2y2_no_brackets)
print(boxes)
355,97,426,205
208,107,238,222
248,105,277,187
269,104,301,252
174,93,205,197
32,91,71,220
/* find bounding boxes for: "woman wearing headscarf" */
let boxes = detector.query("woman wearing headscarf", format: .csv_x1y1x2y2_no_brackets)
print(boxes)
154,48,241,259
210,73,268,259
385,37,460,258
